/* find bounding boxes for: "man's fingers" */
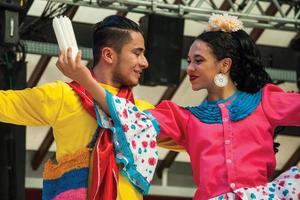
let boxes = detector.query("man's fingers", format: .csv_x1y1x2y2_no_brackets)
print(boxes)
57,49,64,62
57,49,68,72
66,48,75,66
56,62,63,73
56,57,66,74
75,50,82,64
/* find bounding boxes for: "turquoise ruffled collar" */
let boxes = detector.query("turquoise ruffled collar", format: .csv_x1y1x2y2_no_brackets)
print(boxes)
186,90,262,124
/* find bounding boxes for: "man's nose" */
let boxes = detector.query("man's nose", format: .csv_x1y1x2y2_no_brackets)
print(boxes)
140,55,148,69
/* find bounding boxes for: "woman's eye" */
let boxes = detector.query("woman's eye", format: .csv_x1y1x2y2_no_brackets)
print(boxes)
187,59,191,64
195,59,202,64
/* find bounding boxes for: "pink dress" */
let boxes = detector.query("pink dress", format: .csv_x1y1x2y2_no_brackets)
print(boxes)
148,84,300,199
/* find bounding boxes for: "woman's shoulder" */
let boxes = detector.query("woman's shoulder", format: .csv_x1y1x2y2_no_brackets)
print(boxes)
262,83,285,94
156,100,191,114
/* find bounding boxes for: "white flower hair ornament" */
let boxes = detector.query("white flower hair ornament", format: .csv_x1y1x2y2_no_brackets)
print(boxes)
207,13,244,33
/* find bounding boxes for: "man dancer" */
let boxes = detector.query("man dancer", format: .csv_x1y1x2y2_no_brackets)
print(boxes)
0,15,152,200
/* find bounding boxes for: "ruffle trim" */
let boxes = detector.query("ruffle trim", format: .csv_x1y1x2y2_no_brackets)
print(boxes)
93,90,160,195
186,90,262,124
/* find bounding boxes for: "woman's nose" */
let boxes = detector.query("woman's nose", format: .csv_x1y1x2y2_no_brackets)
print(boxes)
186,63,194,74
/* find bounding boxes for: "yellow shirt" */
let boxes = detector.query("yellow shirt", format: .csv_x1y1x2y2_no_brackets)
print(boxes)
0,81,154,200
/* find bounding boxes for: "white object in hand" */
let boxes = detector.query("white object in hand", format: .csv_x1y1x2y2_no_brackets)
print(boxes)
52,16,78,61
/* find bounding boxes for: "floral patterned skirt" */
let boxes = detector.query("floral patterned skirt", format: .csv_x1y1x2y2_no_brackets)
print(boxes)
210,166,300,200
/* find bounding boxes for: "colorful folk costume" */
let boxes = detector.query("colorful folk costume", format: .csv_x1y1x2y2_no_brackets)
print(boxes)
0,80,156,200
104,84,300,200
43,82,159,200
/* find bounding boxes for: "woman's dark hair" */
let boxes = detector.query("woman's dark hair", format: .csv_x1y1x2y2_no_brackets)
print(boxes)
196,30,272,93
92,15,143,67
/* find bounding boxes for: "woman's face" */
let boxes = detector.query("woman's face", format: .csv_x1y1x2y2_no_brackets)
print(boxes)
187,40,223,91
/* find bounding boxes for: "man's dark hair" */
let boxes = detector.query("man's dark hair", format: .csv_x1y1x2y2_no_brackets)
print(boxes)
92,15,143,67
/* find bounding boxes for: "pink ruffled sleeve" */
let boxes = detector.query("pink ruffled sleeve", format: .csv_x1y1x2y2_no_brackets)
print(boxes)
148,100,190,147
261,84,300,128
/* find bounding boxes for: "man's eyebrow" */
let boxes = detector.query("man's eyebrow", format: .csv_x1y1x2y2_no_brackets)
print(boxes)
132,47,145,52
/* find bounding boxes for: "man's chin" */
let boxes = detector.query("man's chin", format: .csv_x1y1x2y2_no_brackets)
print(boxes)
131,82,139,87
123,81,139,87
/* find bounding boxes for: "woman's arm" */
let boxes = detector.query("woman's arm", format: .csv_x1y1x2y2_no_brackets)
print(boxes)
262,84,300,128
149,101,189,147
56,48,189,147
56,48,109,114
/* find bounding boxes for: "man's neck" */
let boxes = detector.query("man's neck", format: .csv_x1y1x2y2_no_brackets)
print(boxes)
92,67,121,88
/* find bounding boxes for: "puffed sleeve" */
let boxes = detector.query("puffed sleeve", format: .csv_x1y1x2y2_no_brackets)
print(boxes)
0,81,64,126
261,84,300,128
148,100,190,147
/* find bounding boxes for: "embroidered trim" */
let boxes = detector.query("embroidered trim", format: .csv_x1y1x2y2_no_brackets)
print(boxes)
52,188,87,200
43,148,90,180
43,146,91,199
43,168,89,200
186,90,262,124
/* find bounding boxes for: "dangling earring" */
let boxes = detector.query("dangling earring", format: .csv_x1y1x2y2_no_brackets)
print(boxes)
214,73,228,87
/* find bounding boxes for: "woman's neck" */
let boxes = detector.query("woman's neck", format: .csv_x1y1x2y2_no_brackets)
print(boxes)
207,81,237,101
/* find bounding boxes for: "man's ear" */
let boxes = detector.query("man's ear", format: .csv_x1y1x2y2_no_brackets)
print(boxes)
101,47,115,64
220,58,232,74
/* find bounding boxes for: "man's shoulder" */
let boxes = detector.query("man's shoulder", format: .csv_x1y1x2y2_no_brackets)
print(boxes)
36,80,68,90
34,81,76,98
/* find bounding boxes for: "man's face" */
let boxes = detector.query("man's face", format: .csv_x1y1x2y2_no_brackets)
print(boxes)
112,31,148,87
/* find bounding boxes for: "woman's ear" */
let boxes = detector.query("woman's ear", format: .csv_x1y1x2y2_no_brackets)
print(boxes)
101,47,115,64
220,58,232,74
